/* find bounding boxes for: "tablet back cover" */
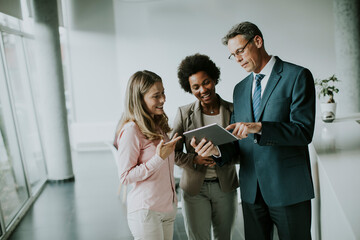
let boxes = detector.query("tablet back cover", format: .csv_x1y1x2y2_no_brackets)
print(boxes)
183,123,238,146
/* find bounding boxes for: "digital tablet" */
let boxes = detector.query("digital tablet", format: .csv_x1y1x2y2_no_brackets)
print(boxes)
183,123,239,146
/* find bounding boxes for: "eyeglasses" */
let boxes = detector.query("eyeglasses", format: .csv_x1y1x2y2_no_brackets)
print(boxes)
228,36,254,60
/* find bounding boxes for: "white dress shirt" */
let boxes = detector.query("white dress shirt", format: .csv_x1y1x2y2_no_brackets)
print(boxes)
251,55,277,97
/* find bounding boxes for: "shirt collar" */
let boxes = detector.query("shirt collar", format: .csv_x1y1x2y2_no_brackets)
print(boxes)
253,55,276,79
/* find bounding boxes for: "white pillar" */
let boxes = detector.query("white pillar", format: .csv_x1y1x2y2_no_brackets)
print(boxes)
333,0,360,115
33,0,74,180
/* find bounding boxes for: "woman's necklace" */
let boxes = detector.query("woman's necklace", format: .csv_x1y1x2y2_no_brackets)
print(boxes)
202,97,219,115
206,102,218,115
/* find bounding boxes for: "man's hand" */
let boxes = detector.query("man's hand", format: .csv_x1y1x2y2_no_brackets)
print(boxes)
190,137,220,157
226,122,262,139
156,133,182,160
193,155,216,167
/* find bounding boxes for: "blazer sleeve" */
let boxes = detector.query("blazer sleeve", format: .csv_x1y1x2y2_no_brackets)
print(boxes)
170,107,197,169
258,68,316,146
214,112,241,166
116,124,165,184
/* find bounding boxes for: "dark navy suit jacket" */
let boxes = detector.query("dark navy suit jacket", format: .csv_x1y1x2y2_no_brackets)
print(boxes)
224,56,316,207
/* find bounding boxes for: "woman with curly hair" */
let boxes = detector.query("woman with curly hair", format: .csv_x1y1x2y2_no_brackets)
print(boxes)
171,54,239,240
114,70,181,240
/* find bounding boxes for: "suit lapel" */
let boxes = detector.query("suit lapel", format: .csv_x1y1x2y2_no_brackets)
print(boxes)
189,96,231,128
188,100,203,129
244,74,256,122
219,96,232,126
258,57,283,120
220,103,229,127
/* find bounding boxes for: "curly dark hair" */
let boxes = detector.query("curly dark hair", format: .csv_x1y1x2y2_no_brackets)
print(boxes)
177,53,220,93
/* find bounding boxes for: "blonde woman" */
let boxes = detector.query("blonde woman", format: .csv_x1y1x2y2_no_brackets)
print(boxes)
114,70,181,240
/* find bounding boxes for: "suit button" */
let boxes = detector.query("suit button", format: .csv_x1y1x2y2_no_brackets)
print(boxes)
254,139,257,144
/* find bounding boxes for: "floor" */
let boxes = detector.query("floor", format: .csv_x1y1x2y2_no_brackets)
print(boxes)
6,150,268,240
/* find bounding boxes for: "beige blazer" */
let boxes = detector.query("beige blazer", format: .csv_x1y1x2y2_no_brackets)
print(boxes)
171,96,239,196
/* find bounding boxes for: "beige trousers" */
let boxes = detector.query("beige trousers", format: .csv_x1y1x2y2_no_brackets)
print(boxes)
127,204,177,240
182,182,238,240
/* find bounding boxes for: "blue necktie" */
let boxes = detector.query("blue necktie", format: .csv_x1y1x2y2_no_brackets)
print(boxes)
252,74,265,121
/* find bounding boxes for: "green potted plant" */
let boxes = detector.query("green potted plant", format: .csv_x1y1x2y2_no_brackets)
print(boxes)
315,74,340,122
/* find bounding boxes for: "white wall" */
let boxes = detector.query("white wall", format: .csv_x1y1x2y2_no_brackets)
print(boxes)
66,0,336,147
65,0,120,124
64,0,120,148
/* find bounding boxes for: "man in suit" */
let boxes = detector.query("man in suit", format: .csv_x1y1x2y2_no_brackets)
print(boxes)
222,22,316,239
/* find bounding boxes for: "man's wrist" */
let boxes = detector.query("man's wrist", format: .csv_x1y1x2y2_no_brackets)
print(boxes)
212,146,222,158
256,122,262,134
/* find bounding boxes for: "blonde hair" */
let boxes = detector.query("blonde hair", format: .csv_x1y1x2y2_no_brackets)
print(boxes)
114,70,171,148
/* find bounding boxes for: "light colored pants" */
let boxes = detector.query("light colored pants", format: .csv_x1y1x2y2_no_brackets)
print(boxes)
127,204,177,240
182,181,238,240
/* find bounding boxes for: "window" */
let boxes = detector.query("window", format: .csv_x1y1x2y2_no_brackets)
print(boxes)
0,39,28,226
0,22,47,232
1,32,47,196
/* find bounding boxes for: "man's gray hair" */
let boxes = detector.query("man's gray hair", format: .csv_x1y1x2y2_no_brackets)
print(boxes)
222,21,263,45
